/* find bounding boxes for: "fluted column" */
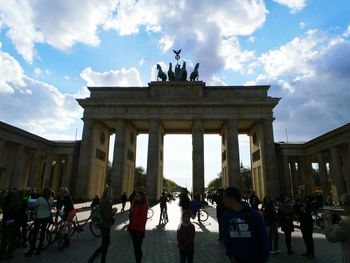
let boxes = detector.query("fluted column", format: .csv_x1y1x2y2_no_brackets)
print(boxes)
330,147,346,198
301,157,314,195
317,152,329,199
290,161,298,194
10,145,25,188
192,119,205,197
63,153,73,188
0,139,5,168
262,119,279,198
43,156,53,187
282,156,292,196
224,119,240,187
146,119,163,202
111,120,127,199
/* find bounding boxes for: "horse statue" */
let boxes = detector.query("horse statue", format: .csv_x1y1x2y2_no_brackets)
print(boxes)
190,63,200,81
181,61,187,81
174,64,181,80
168,63,175,81
156,64,167,81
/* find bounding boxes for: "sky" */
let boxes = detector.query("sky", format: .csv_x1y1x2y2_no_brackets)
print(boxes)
0,0,350,189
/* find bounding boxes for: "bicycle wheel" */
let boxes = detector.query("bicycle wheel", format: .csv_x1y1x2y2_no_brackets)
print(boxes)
89,222,101,237
147,208,154,219
199,209,209,222
27,222,50,251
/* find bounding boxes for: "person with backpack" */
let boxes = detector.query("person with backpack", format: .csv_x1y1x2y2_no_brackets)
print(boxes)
223,187,269,263
88,186,114,263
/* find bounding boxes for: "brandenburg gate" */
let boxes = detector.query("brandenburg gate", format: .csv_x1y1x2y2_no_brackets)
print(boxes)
75,81,280,202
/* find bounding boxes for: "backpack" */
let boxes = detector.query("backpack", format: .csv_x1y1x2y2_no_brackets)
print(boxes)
91,203,103,225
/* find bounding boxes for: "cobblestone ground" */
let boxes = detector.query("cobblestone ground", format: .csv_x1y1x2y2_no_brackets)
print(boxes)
7,200,342,263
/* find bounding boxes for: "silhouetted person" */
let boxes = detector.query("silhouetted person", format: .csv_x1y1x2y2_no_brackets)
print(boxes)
121,192,128,212
249,191,260,210
91,195,100,208
215,188,225,241
299,200,314,258
177,210,195,263
278,202,294,254
179,188,191,212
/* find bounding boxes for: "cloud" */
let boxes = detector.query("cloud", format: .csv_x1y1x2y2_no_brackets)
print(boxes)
0,51,26,94
34,68,42,77
0,0,117,63
105,0,268,78
80,67,143,86
272,0,306,13
0,50,82,136
250,30,350,141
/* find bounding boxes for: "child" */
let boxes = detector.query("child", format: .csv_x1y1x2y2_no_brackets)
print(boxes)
177,210,195,263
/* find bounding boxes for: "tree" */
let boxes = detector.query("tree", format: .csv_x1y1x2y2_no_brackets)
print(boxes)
207,172,222,191
134,166,147,191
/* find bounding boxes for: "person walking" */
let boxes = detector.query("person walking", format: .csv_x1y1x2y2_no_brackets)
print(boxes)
25,187,54,256
222,187,269,263
179,188,191,212
56,187,76,250
88,186,114,263
278,201,294,254
121,192,128,212
177,210,195,263
298,200,314,258
129,191,149,263
323,193,350,263
249,191,261,211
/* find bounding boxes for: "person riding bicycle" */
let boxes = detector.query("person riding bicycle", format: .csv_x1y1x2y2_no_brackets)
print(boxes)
56,187,76,250
189,193,202,222
158,192,169,224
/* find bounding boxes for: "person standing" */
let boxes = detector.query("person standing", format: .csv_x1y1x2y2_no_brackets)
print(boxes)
223,187,269,263
215,188,225,241
121,192,128,212
177,210,195,263
298,200,314,258
263,198,280,254
249,191,261,211
88,186,114,263
129,191,149,263
323,193,350,263
158,192,168,224
278,202,294,254
179,188,191,212
56,187,76,250
25,187,54,256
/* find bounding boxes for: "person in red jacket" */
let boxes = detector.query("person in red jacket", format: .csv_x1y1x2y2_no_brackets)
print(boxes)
129,191,149,263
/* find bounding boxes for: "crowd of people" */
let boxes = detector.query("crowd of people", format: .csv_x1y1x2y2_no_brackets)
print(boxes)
0,185,349,263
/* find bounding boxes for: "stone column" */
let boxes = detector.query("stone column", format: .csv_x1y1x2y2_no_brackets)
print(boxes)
146,119,163,202
301,157,314,195
282,156,292,196
225,120,240,188
262,119,279,198
0,139,6,186
346,144,350,192
43,156,53,187
27,150,39,188
192,119,205,197
76,119,95,199
330,147,346,198
63,153,73,188
290,161,298,194
317,152,330,199
10,145,25,189
111,119,127,199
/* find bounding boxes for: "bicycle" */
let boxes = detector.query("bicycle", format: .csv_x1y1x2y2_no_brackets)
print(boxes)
26,220,51,251
147,208,154,219
159,208,168,224
191,208,209,223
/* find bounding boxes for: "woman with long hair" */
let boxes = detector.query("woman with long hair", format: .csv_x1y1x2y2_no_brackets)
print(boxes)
25,187,54,256
129,191,149,263
88,186,114,263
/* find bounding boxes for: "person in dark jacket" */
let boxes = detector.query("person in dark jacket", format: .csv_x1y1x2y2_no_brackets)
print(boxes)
158,192,168,224
223,187,269,263
91,195,100,208
215,188,225,241
278,202,294,254
179,188,191,212
120,192,128,212
263,198,279,253
88,186,114,263
177,210,195,263
299,200,314,258
249,191,261,211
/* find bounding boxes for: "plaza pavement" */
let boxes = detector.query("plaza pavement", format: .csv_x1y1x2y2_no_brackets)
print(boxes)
7,200,343,263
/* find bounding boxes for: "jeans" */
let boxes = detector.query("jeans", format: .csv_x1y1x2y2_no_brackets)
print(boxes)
180,249,194,263
131,230,144,263
266,225,279,251
88,227,110,263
